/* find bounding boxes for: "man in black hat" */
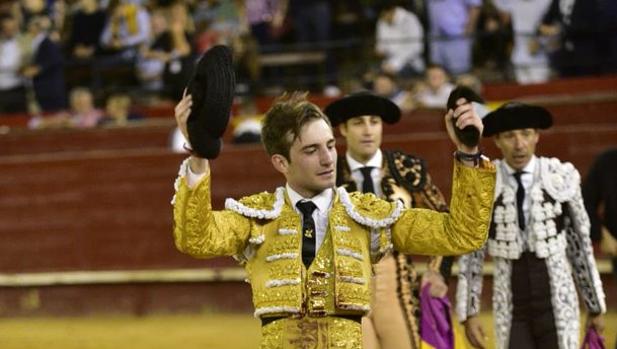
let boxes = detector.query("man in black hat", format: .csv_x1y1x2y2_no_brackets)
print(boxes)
324,92,452,349
456,102,606,349
171,83,496,346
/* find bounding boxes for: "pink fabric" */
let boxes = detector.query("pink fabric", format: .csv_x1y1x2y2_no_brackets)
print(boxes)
580,328,605,349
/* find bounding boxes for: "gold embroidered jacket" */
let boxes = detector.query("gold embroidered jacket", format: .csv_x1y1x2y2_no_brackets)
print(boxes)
172,159,495,319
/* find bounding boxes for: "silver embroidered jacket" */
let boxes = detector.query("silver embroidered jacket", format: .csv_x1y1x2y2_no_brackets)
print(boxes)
456,157,606,349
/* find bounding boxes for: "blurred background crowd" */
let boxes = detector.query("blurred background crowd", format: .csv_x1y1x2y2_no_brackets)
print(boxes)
1,0,616,127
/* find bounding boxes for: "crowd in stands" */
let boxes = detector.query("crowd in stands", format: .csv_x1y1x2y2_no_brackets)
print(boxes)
1,0,616,127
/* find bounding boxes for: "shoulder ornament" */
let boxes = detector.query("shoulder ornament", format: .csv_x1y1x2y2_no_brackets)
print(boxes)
539,157,580,202
337,187,403,228
384,150,427,192
225,187,285,219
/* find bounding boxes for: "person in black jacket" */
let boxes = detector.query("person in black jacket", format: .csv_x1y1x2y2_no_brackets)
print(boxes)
583,148,617,349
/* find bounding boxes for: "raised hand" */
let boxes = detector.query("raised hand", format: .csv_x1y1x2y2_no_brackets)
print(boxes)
444,97,484,154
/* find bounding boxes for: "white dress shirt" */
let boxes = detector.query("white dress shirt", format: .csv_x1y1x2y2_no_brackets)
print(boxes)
286,184,334,252
346,149,384,197
502,155,537,229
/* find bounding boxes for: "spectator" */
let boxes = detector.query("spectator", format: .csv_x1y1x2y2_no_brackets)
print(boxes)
472,1,511,81
193,0,243,54
231,96,262,144
371,70,415,113
494,0,552,84
98,92,143,126
426,0,481,75
415,64,454,108
29,87,102,128
135,8,167,94
65,0,107,61
138,1,193,100
287,0,340,95
66,87,103,127
375,1,425,79
0,12,27,113
539,0,603,77
21,15,66,113
239,0,286,47
99,0,150,55
583,149,617,349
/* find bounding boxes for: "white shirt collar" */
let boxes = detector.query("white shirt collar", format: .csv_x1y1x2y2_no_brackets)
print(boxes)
503,155,537,176
285,184,334,214
346,149,383,172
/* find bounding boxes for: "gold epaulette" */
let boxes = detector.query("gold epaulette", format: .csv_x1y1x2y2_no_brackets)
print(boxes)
225,187,286,219
337,188,403,228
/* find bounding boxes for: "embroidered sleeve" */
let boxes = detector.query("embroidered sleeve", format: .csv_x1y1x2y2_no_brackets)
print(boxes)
391,160,495,256
563,186,607,314
455,246,487,322
172,159,251,258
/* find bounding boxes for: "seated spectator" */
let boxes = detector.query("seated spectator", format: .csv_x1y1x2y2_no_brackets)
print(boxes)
67,87,103,127
231,96,262,144
0,12,27,114
414,64,454,108
65,0,107,61
371,70,415,113
375,1,425,79
98,93,143,126
29,87,102,128
21,15,67,113
455,73,483,96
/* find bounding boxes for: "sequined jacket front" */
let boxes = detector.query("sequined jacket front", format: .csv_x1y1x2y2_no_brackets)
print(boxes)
172,159,495,320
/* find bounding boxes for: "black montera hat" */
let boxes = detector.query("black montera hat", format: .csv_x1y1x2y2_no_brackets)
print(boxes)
482,102,553,137
323,92,401,127
186,45,236,158
447,85,486,147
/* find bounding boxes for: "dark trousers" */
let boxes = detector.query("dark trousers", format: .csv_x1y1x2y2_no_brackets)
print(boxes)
508,252,559,349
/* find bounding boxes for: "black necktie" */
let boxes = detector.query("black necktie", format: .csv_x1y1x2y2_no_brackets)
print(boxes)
296,201,317,268
513,171,526,230
359,167,375,194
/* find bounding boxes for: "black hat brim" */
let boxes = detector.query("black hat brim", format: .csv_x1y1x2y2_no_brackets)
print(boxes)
483,103,553,137
324,93,401,127
187,45,235,158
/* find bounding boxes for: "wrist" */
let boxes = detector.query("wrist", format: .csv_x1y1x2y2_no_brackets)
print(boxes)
454,149,482,166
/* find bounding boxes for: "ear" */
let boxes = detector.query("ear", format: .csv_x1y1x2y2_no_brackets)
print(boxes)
339,123,347,137
493,135,503,151
271,154,289,175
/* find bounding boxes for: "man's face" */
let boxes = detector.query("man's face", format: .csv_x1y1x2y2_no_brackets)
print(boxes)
340,115,383,163
279,119,337,197
494,128,539,170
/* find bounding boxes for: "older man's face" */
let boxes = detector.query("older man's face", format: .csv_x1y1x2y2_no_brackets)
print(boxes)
494,128,539,170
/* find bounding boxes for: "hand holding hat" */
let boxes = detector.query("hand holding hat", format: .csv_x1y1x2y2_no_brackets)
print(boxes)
182,45,236,159
446,86,488,149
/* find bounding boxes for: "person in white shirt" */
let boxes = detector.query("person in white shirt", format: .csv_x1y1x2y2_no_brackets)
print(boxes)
0,13,26,113
376,2,425,79
493,0,553,84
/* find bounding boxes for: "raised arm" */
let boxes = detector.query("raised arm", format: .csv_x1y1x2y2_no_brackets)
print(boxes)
391,160,494,256
172,92,251,258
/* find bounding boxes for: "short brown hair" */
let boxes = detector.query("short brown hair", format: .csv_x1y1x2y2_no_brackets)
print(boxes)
261,92,332,160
